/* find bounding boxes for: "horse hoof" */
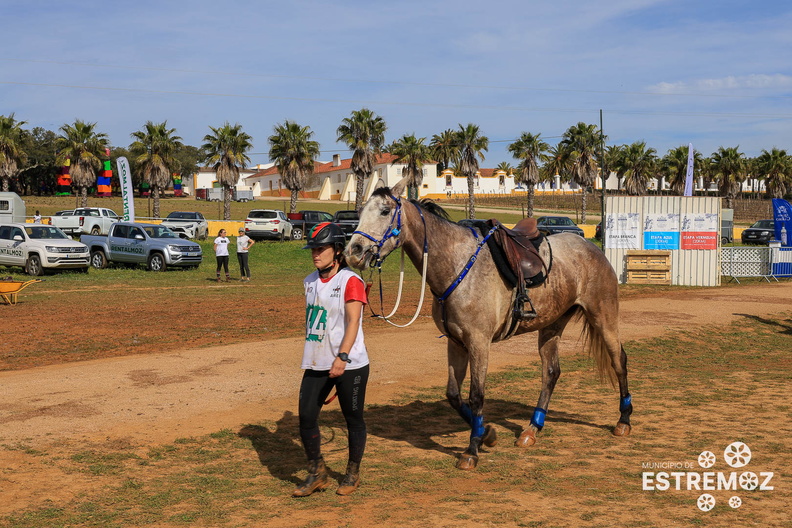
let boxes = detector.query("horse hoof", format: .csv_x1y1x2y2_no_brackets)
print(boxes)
456,454,478,470
515,428,537,448
613,422,631,437
482,424,498,447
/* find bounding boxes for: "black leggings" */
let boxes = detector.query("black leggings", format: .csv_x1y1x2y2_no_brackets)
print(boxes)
298,364,369,463
215,255,229,274
237,252,250,277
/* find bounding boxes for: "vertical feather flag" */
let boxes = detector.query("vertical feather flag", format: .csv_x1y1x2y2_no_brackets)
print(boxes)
684,143,694,197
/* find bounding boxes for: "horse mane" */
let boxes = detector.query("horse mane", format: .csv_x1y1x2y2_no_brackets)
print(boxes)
371,187,451,221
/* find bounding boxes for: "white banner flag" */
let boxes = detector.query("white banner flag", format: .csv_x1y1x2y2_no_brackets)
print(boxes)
684,143,694,197
116,157,135,221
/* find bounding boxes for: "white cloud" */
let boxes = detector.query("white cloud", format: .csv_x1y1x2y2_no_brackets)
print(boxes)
650,74,792,94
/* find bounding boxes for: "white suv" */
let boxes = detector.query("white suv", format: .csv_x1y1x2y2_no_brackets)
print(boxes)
0,223,89,275
244,209,293,241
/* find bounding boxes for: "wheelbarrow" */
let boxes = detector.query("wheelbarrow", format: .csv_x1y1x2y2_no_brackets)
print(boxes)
0,279,44,305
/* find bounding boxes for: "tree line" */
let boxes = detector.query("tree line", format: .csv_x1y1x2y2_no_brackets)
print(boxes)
1,110,790,221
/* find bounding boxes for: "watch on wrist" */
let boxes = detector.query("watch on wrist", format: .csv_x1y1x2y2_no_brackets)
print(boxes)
337,352,351,363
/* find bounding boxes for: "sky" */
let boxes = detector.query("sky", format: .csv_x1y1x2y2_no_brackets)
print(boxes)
2,0,792,168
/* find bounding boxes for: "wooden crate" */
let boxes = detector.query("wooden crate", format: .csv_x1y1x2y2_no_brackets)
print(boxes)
626,250,671,284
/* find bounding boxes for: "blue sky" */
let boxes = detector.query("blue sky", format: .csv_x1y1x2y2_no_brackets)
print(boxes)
2,0,791,168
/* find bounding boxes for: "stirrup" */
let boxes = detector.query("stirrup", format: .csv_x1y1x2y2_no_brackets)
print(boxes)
514,292,538,320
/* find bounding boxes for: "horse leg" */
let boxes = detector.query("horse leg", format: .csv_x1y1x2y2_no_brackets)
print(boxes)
584,307,633,436
516,312,574,448
445,339,496,470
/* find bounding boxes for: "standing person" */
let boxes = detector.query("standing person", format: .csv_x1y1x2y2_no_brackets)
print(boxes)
293,222,369,497
33,211,42,224
213,229,231,282
236,227,254,281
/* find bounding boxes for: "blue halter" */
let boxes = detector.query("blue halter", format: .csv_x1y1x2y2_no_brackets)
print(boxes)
353,194,428,267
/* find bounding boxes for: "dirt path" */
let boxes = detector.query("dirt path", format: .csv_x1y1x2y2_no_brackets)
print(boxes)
2,282,790,449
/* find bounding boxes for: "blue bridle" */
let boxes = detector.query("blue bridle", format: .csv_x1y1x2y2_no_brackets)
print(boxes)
353,194,427,267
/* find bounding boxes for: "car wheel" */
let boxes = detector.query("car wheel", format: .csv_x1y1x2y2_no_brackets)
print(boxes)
721,236,729,244
90,250,108,269
291,227,303,240
147,252,167,272
198,232,207,241
90,226,101,236
26,254,43,276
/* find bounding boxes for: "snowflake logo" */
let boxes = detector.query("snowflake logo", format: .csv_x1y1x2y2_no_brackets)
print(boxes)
724,442,752,468
697,493,716,512
698,451,716,468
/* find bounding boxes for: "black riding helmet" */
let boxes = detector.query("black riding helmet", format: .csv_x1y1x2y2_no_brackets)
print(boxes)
302,222,346,249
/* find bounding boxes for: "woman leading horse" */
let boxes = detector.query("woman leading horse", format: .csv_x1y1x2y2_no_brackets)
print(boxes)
345,178,632,470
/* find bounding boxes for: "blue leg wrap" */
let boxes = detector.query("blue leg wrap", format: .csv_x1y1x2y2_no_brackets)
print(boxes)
530,408,547,430
620,394,632,413
458,403,473,426
471,414,485,439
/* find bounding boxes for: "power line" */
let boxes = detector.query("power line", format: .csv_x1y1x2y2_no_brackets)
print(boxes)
3,80,791,120
3,57,791,101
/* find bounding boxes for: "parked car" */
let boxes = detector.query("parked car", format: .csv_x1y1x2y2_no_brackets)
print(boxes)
0,223,89,276
49,207,120,236
333,210,360,239
288,210,335,240
535,216,585,237
741,220,775,245
160,211,209,240
244,209,293,241
81,222,202,271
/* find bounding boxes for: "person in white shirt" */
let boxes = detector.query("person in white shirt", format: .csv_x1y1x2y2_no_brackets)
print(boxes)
236,227,254,281
33,211,42,224
293,222,369,498
213,229,231,282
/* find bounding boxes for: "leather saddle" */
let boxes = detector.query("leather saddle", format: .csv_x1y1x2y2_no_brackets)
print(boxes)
476,218,549,322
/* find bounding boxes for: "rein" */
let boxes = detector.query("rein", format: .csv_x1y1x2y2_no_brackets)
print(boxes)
354,195,430,328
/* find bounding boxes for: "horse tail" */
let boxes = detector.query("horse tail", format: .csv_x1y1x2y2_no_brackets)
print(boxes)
576,308,618,388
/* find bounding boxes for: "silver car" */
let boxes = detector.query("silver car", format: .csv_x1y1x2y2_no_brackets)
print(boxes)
244,209,293,241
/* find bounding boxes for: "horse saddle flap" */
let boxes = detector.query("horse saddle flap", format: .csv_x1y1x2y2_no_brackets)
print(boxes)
487,218,546,286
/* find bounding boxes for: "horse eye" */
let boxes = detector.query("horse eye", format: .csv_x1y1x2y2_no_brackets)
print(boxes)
380,208,391,216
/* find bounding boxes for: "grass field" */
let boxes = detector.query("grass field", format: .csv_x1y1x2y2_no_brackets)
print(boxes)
2,314,790,527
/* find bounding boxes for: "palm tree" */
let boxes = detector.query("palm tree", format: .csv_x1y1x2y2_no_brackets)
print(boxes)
756,148,791,199
336,108,386,211
615,141,657,196
562,122,601,223
709,147,745,209
430,128,458,174
56,120,109,207
0,113,28,192
603,144,625,192
663,145,701,195
202,123,253,220
268,120,320,214
455,124,489,219
542,142,575,190
388,133,431,200
508,132,548,217
129,121,183,218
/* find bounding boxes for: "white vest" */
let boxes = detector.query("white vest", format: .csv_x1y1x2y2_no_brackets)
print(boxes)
302,268,369,371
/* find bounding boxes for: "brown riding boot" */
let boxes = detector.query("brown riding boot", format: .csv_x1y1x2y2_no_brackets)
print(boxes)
292,457,329,497
336,461,360,496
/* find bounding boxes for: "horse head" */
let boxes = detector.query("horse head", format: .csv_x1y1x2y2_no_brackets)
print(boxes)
345,177,408,270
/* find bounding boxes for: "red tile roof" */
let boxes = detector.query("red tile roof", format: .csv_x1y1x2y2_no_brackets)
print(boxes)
246,154,402,179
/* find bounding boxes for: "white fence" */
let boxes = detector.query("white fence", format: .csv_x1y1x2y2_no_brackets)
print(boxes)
721,247,792,282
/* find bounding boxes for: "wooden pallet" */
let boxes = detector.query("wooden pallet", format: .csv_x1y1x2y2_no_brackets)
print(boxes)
626,250,671,285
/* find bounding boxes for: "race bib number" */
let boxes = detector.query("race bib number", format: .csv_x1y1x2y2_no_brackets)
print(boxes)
305,304,327,342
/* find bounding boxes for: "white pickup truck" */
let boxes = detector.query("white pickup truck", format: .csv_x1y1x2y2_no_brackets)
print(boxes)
49,207,121,236
0,223,89,275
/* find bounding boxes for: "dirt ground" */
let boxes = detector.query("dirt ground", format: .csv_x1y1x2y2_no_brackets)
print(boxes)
1,281,791,526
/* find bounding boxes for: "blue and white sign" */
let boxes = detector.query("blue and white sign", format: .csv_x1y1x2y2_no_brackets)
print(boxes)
643,213,680,250
772,198,792,247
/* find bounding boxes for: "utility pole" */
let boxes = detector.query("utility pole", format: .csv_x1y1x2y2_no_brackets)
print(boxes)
599,109,606,250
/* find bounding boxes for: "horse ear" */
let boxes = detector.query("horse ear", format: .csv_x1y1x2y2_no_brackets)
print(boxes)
390,176,409,198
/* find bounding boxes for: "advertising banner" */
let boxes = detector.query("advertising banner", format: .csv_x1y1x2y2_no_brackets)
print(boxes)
772,198,792,246
606,212,640,249
681,212,718,250
116,156,135,221
643,213,680,250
